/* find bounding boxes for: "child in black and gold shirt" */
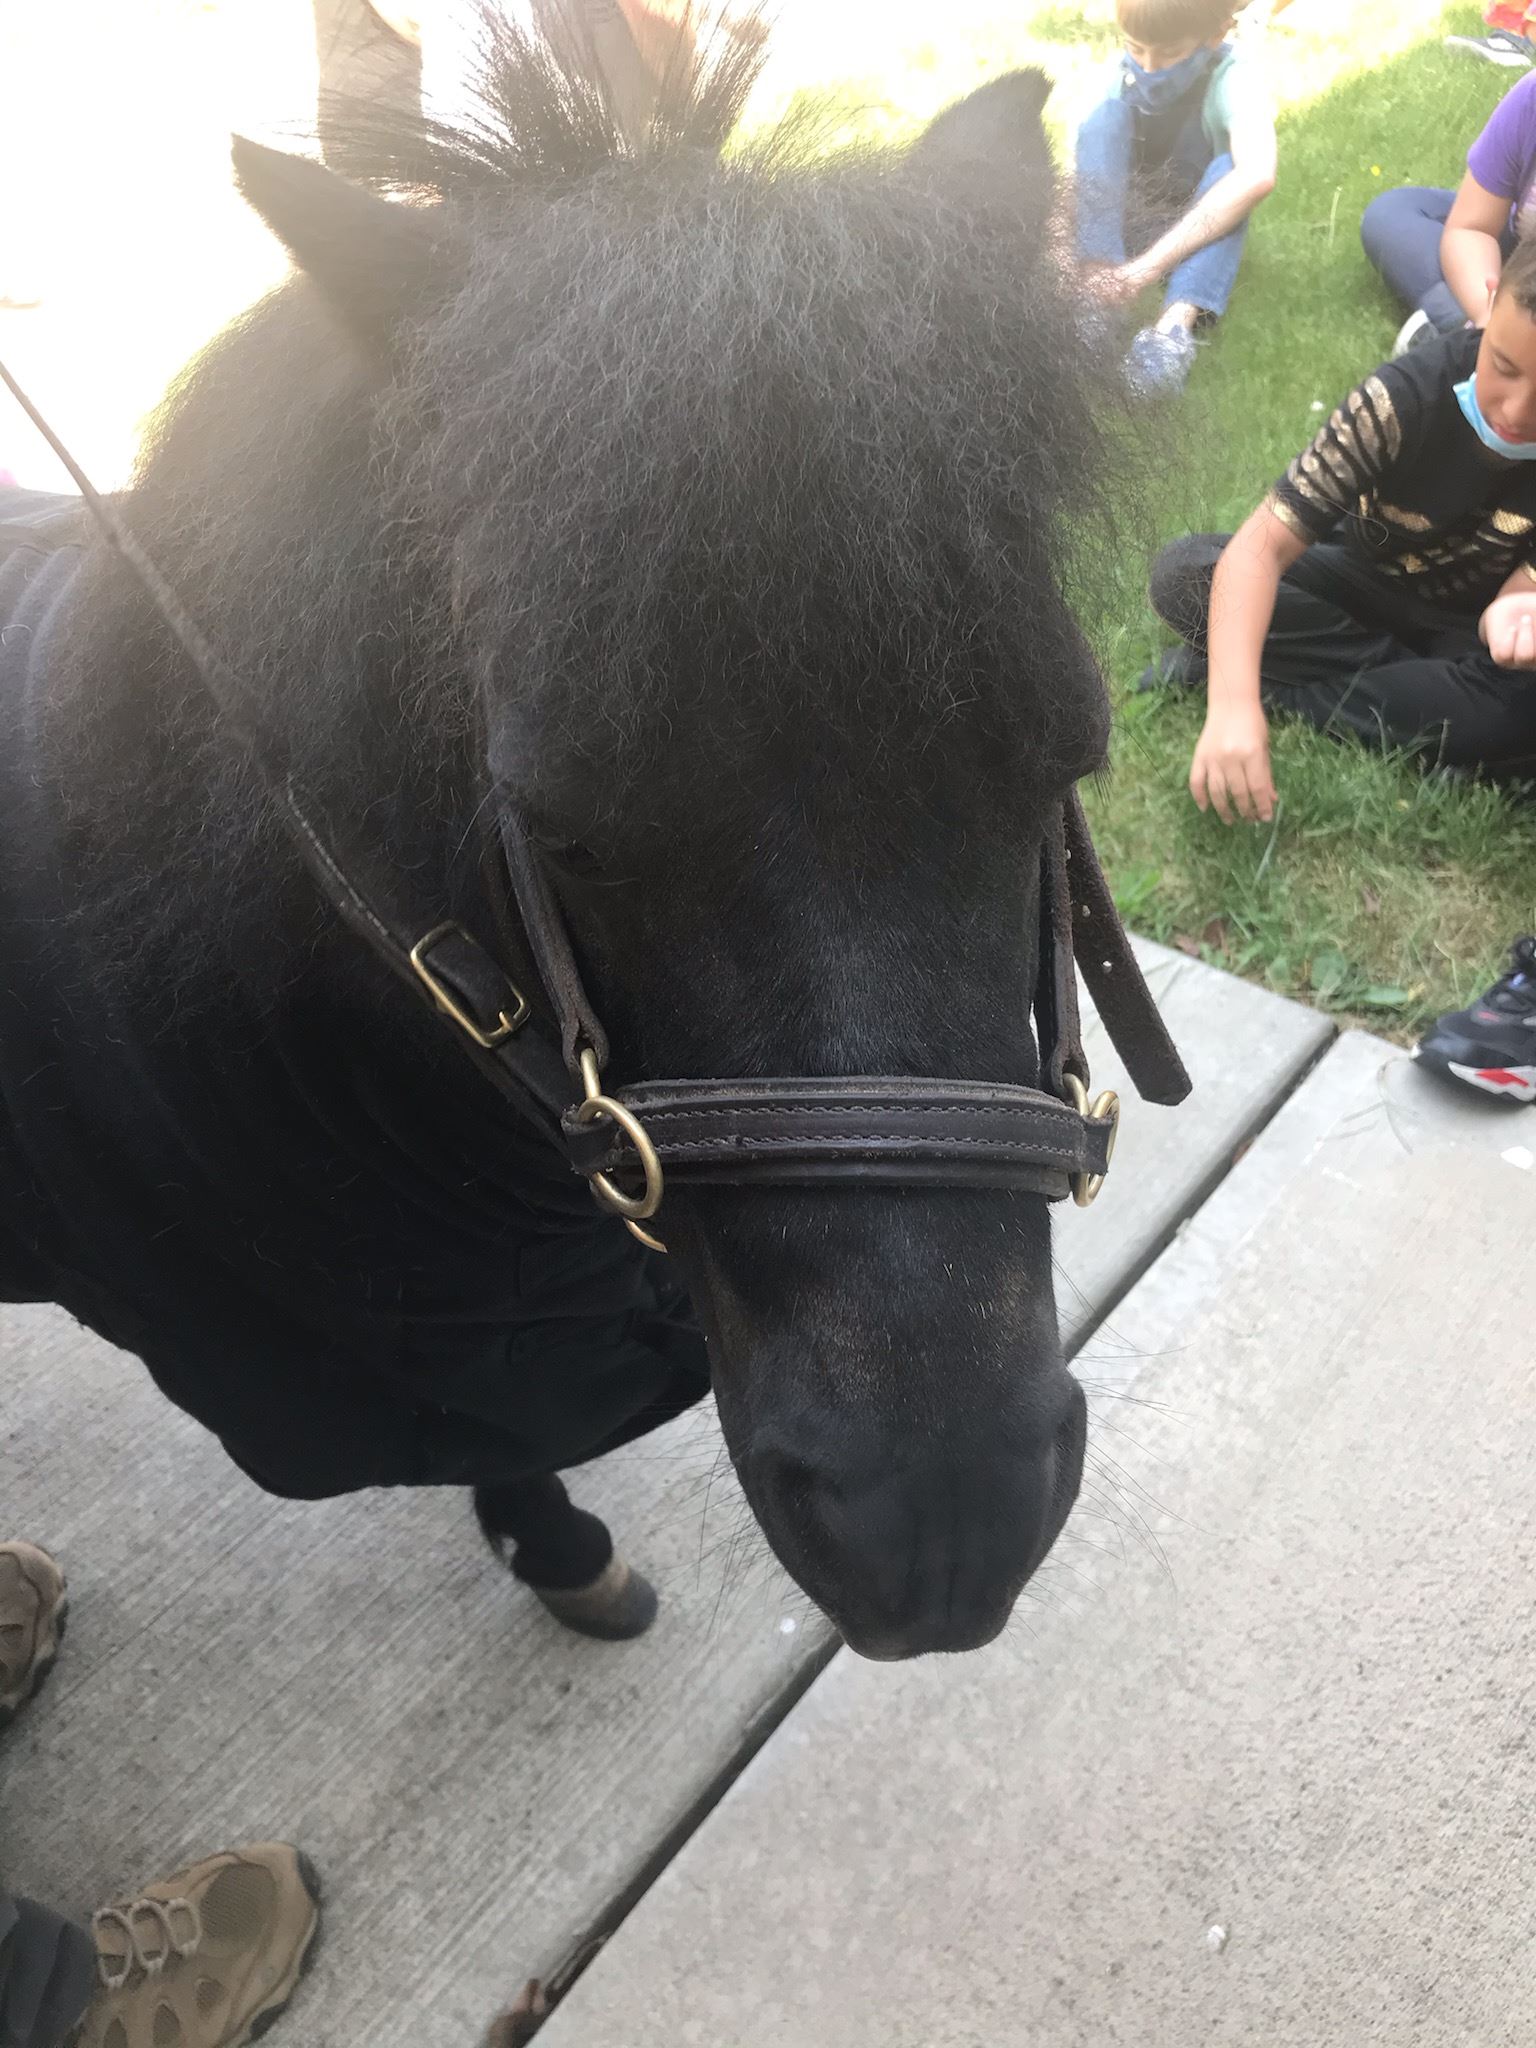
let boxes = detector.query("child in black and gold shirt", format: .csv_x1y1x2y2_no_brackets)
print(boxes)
1144,235,1536,823
1145,241,1536,1103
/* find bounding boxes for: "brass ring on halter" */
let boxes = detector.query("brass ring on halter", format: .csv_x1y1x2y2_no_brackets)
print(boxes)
1063,1072,1120,1208
575,1048,665,1230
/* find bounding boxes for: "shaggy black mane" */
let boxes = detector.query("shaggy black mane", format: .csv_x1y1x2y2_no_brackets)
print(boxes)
323,0,769,193
48,6,1127,1006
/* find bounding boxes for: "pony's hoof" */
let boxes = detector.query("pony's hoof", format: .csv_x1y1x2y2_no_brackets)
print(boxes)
531,1555,659,1640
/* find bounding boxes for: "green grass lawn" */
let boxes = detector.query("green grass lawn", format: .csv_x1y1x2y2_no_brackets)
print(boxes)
780,0,1536,1038
1088,3,1536,1038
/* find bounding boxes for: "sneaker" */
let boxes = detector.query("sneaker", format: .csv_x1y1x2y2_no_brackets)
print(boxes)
1413,936,1536,1102
0,1539,68,1725
1125,323,1198,398
1443,28,1536,64
72,1844,322,2048
1135,643,1207,693
1391,308,1436,358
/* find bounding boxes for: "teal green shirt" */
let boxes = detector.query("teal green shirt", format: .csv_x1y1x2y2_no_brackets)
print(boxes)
1200,48,1244,157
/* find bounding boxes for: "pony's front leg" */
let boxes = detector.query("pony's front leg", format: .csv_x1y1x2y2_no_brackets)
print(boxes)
473,1473,658,1641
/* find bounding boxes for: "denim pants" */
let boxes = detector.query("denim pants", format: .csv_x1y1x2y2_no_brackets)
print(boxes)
1150,533,1536,775
1074,94,1247,318
1359,185,1515,335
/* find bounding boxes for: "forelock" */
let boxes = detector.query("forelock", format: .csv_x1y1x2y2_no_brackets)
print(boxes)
392,133,1119,827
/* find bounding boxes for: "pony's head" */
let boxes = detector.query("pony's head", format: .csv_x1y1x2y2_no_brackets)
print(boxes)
222,15,1121,1657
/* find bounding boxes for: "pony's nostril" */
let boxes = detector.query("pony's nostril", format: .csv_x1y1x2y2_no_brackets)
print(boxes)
750,1445,841,1545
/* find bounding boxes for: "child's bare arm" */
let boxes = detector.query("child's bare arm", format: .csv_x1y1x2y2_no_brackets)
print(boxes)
1188,501,1307,825
1441,173,1508,325
1117,73,1276,290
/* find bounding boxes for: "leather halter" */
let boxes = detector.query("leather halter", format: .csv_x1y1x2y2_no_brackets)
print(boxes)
0,360,1190,1251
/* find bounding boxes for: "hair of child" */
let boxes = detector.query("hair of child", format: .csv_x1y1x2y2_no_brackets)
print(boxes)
1114,0,1236,43
1497,233,1536,318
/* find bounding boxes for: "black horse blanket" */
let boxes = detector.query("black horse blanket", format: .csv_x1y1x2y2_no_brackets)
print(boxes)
0,488,709,1497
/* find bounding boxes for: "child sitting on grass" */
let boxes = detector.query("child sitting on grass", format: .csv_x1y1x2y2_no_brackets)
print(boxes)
1075,0,1276,396
1146,238,1536,812
1144,238,1536,1102
1361,67,1536,356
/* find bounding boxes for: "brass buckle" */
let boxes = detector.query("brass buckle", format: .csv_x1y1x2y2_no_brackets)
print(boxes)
574,1047,667,1252
1063,1072,1120,1208
409,923,531,1049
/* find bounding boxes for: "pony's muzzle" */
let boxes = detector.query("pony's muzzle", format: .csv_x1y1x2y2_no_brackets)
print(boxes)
746,1377,1087,1660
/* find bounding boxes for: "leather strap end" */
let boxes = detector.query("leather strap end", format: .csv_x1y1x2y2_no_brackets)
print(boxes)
1063,794,1192,1107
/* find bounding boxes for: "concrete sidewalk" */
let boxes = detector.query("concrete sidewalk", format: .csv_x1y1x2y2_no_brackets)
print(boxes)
541,1040,1536,2047
5,951,1525,2046
0,942,1324,2044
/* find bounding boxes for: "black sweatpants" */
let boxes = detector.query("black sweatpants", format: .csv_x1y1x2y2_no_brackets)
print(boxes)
0,1894,93,2048
1150,534,1536,776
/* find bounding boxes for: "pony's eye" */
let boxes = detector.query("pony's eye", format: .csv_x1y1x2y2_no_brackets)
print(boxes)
553,841,604,880
527,828,605,881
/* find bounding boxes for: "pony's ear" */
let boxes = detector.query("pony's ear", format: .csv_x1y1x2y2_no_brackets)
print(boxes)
907,69,1057,224
231,136,453,360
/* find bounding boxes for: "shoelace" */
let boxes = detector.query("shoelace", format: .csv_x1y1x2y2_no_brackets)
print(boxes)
1483,936,1536,1015
90,1896,203,1993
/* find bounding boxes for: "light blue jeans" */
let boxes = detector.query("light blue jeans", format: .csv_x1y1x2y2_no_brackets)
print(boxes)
1074,95,1248,321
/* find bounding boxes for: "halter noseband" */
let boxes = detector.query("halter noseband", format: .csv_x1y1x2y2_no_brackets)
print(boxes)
1,359,1190,1252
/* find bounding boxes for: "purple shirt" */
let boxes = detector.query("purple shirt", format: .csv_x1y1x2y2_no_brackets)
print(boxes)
1467,72,1536,238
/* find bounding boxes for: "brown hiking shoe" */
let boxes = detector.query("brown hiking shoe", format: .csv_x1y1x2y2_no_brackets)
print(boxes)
73,1843,322,2048
0,1538,68,1724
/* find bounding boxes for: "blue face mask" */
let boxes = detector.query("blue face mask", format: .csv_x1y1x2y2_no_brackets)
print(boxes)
1120,44,1219,117
1454,373,1536,460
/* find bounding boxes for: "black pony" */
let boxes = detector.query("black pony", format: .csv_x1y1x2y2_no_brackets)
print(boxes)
0,14,1158,1658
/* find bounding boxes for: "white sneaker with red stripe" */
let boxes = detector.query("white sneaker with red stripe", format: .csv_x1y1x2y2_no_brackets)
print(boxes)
1413,937,1536,1102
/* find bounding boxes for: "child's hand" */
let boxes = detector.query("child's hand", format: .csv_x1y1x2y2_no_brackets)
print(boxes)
1107,258,1157,300
1480,590,1536,669
1190,701,1276,824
